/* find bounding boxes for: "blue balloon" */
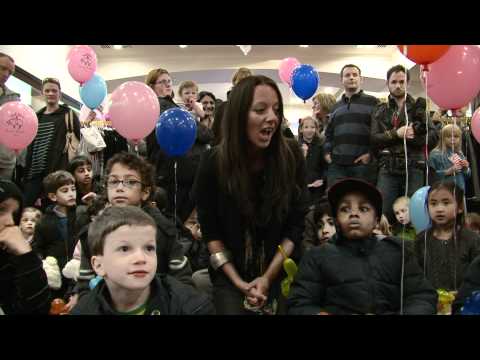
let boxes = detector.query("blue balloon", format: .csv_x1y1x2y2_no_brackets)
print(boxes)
79,73,107,109
409,186,431,233
156,108,197,157
291,64,319,101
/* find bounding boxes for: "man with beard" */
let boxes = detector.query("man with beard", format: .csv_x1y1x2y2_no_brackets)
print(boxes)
323,64,379,186
370,65,438,222
198,91,216,129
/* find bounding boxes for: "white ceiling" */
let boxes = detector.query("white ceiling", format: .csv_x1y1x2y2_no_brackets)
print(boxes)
89,45,425,132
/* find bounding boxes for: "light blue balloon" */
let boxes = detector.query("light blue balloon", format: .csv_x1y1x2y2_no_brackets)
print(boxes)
79,73,107,109
409,186,431,233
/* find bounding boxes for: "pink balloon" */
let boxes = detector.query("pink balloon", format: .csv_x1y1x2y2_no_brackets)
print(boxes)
279,57,300,86
66,45,97,84
422,45,480,110
109,81,160,142
0,102,38,151
471,108,480,144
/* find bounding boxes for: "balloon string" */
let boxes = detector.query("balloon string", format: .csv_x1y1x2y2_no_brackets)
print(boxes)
452,115,458,291
399,58,410,316
423,69,429,278
174,160,178,244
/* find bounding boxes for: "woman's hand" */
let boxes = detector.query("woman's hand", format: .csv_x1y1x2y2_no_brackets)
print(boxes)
246,276,270,308
0,226,31,256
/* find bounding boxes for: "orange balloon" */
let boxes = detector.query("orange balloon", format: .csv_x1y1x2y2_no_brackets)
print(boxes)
397,45,450,65
49,298,67,315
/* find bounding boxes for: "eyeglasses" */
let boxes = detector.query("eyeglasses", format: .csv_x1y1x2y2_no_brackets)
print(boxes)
155,79,172,86
106,178,143,189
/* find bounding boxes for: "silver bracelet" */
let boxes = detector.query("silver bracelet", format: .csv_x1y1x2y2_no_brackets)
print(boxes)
210,250,232,271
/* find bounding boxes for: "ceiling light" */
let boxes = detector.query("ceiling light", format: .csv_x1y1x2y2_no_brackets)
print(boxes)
356,45,376,49
299,45,309,48
236,45,252,56
113,45,123,50
179,45,188,48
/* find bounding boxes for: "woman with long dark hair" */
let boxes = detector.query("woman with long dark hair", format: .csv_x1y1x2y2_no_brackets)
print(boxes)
193,75,309,314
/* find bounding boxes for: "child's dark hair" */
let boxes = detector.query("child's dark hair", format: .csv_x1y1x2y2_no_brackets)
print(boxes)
427,181,465,226
43,170,75,194
152,187,168,212
67,155,92,175
313,201,333,225
87,195,108,219
88,205,157,256
105,152,156,199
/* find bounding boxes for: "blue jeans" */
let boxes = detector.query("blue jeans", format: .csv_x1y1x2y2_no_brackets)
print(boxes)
376,167,425,222
327,163,376,188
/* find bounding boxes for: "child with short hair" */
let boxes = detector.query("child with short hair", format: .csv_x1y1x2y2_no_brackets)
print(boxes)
415,181,480,292
288,178,437,315
71,206,214,315
177,80,205,120
32,170,78,300
429,124,471,191
392,196,416,241
67,155,101,206
19,207,42,244
74,152,193,303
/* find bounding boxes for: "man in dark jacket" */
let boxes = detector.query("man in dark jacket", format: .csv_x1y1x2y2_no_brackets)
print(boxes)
323,64,379,187
71,206,213,315
287,178,437,315
23,78,80,207
371,65,438,222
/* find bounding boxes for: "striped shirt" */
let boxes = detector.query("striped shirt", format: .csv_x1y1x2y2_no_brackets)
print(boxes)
26,116,57,179
324,90,379,165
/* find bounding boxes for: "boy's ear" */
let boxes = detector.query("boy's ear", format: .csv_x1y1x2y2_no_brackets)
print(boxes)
47,192,57,202
141,186,151,202
91,255,106,277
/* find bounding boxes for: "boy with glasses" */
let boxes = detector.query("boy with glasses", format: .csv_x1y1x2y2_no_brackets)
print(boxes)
72,152,193,308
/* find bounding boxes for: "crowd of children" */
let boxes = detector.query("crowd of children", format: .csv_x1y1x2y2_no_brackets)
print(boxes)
2,55,480,315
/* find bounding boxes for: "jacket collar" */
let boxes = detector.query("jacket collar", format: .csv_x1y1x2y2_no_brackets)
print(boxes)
341,89,364,102
330,232,378,255
387,93,415,110
94,276,169,315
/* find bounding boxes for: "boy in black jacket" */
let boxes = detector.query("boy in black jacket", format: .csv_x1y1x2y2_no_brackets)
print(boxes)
72,152,193,309
287,178,437,315
72,206,214,315
32,170,77,301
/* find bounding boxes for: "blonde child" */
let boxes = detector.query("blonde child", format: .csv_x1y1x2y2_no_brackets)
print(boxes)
391,196,416,241
177,80,205,121
429,124,470,191
19,207,42,244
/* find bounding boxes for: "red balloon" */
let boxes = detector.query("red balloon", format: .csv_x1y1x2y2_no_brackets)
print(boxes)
397,45,450,65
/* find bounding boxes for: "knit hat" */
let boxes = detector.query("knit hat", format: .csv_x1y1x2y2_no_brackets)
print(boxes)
327,178,383,219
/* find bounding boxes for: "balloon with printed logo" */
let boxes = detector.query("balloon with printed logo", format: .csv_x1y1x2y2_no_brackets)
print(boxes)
397,45,450,66
109,81,160,144
291,64,319,102
79,73,107,110
409,186,431,233
0,101,38,153
278,57,301,86
156,107,197,157
66,45,97,84
421,45,480,110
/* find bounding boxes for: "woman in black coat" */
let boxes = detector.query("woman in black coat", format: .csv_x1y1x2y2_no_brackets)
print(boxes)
0,180,51,314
